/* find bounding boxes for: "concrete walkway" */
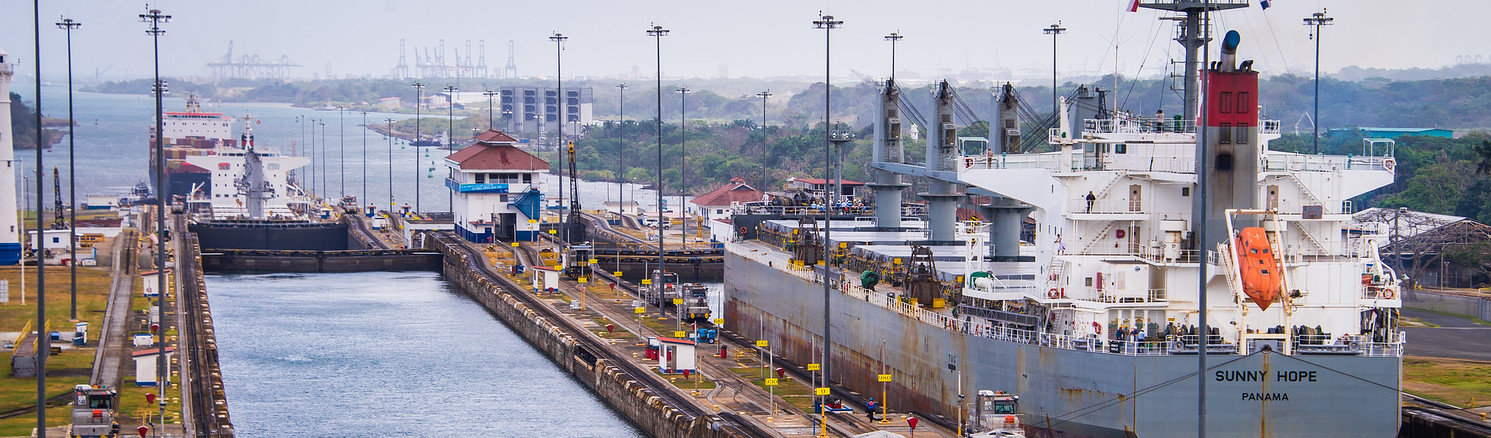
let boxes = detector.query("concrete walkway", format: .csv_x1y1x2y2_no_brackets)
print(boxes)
92,229,137,388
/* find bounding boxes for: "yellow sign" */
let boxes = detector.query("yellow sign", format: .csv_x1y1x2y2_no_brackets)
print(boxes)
673,331,686,338
614,271,623,276
756,340,768,347
511,242,520,247
878,374,893,382
893,258,901,265
589,258,598,264
807,363,820,371
642,279,652,285
765,378,779,386
548,229,557,234
578,277,588,283
672,298,682,305
839,242,847,248
712,318,724,325
634,307,646,314
815,387,831,396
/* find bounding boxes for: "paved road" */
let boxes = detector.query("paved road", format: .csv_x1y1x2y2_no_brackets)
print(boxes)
1403,308,1491,361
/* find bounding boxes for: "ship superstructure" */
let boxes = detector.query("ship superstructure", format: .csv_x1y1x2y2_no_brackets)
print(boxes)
149,95,238,201
724,26,1403,438
184,125,310,220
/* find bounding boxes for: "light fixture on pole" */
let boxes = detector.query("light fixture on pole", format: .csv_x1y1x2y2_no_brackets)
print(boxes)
483,89,498,131
339,106,346,196
444,85,457,211
411,81,424,212
386,117,395,212
677,86,689,246
56,15,81,322
139,6,171,437
653,24,676,297
811,13,842,435
32,2,49,435
1044,22,1067,121
549,32,568,243
757,90,771,195
361,111,368,209
309,119,317,196
1303,9,1333,154
319,120,327,196
616,83,626,209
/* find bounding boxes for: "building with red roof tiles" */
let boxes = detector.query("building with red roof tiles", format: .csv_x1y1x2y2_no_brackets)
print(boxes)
444,130,550,242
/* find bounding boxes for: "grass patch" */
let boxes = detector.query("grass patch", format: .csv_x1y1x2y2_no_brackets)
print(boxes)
0,404,73,436
652,369,717,390
0,264,114,422
1404,356,1491,409
729,366,819,412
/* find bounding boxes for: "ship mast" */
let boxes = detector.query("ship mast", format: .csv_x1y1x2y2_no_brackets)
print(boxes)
1136,1,1247,122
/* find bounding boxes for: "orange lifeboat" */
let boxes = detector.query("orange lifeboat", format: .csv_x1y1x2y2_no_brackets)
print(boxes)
1234,227,1282,310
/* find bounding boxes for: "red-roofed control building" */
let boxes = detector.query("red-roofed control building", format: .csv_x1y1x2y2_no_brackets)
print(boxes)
444,130,550,242
689,177,762,241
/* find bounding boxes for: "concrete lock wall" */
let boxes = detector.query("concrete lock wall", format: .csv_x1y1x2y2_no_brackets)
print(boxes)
1403,289,1491,321
432,236,728,438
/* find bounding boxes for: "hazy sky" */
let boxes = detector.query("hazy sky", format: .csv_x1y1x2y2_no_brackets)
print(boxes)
2,0,1486,83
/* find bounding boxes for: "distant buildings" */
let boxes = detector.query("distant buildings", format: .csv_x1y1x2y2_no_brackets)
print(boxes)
1329,127,1454,140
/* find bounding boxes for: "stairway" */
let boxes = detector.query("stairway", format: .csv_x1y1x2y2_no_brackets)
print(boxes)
1080,221,1119,255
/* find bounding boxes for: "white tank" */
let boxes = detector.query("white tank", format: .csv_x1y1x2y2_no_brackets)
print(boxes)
0,48,23,265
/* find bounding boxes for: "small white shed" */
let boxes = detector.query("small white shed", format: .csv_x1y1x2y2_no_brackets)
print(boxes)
140,269,171,298
131,347,175,387
655,337,696,375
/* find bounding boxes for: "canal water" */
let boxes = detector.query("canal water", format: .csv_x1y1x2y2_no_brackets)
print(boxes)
207,271,644,437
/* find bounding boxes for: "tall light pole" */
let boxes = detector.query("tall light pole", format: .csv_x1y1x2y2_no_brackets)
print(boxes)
309,119,317,196
361,111,368,209
549,32,568,243
338,106,346,197
411,82,424,212
1303,9,1333,154
57,16,81,322
386,118,395,212
322,119,331,195
616,83,627,209
483,89,498,131
32,2,48,435
757,90,771,194
884,31,902,81
677,86,689,246
812,14,842,430
444,85,457,211
140,7,171,437
1044,22,1067,119
297,115,307,189
653,23,676,294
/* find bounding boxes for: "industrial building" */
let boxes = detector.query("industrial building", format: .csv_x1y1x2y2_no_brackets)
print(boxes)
445,130,549,243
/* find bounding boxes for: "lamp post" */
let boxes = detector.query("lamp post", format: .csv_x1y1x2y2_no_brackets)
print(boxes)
812,14,842,434
411,82,425,212
31,3,48,435
297,115,306,189
1303,9,1333,154
361,111,368,209
339,106,346,197
617,83,626,209
309,119,317,196
444,85,457,211
140,7,171,438
549,32,568,243
653,24,676,302
757,90,771,195
1044,22,1067,120
677,86,689,246
319,121,327,197
57,16,81,322
483,89,498,131
386,118,395,212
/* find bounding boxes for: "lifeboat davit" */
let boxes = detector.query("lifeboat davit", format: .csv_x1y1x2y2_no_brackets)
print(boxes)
1234,227,1282,310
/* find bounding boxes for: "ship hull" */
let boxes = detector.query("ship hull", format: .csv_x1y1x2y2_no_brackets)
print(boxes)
724,250,1402,437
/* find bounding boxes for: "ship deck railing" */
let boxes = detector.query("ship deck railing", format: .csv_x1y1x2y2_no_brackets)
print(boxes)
1262,152,1396,173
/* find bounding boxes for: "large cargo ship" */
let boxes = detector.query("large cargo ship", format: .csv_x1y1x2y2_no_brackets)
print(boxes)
723,24,1403,438
148,95,239,201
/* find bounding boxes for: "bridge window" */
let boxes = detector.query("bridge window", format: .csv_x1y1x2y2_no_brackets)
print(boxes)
1237,92,1250,114
1219,92,1233,114
475,173,485,183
